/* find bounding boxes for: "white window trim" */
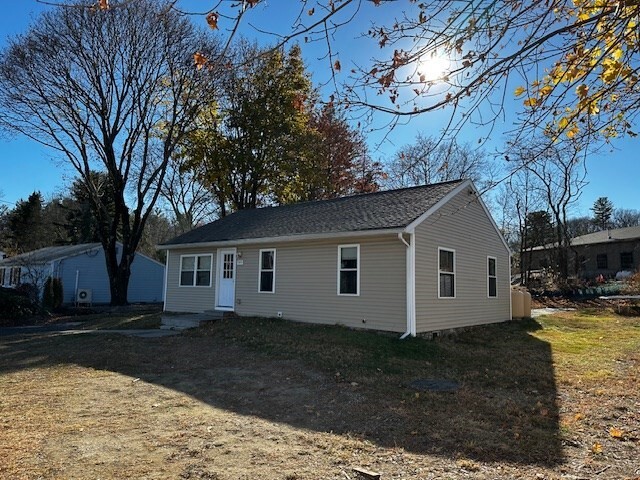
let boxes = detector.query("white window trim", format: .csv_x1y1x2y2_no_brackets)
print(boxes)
487,256,497,298
337,244,360,296
179,253,213,288
258,248,276,294
438,247,456,299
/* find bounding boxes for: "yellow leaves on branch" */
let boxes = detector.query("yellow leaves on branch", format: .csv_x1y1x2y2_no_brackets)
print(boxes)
565,125,580,139
600,58,627,84
514,86,526,97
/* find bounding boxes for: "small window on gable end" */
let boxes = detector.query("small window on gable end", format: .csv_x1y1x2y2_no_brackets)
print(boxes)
488,257,497,298
259,249,276,293
438,248,455,298
338,245,359,296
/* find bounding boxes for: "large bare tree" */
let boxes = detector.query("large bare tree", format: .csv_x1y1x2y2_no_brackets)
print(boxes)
0,0,218,304
508,140,588,283
386,135,496,191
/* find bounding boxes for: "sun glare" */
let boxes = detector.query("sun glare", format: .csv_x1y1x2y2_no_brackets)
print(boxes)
417,53,450,82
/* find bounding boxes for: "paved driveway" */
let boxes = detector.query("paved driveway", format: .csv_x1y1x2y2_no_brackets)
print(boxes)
0,323,179,338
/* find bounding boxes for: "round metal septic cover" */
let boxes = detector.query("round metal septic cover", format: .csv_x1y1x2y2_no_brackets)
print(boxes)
408,378,459,392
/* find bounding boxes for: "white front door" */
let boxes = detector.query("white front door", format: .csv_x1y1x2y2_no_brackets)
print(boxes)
217,249,236,309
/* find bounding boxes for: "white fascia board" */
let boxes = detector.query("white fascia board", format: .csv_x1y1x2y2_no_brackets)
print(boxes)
404,179,511,254
404,180,472,233
157,228,403,251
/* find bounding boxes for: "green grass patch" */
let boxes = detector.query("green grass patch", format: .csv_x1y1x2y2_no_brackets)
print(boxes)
529,312,640,378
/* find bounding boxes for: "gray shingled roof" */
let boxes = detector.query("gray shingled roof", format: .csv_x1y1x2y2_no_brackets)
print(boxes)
570,226,640,246
0,243,101,267
531,225,640,250
163,180,466,246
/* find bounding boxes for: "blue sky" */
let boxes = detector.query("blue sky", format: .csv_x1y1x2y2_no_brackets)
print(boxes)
0,0,638,217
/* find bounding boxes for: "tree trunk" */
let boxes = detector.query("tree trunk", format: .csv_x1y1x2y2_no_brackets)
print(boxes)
109,266,131,306
103,240,133,306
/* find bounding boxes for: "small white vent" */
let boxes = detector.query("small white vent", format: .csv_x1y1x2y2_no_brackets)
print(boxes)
76,288,92,305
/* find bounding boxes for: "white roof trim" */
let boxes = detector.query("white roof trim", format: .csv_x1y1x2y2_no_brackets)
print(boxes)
48,245,101,264
404,179,511,254
0,242,165,268
404,180,472,232
157,228,404,251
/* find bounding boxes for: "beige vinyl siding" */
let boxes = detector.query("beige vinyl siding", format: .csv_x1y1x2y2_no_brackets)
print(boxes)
164,248,217,312
414,189,511,332
235,235,406,332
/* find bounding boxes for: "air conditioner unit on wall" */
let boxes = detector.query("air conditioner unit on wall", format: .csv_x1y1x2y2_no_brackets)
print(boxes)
76,288,92,305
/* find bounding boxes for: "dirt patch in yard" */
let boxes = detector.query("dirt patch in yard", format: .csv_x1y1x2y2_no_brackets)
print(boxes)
0,314,638,479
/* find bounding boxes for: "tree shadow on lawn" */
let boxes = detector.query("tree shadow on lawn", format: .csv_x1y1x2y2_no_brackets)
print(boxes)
0,318,563,466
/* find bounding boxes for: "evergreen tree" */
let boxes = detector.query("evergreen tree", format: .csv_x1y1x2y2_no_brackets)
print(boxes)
6,192,48,253
591,197,614,230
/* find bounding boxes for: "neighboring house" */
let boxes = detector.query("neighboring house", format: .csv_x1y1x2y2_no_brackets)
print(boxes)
0,243,165,304
160,179,511,336
525,226,640,279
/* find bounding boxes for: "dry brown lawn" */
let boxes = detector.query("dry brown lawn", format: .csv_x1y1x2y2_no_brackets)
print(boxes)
0,310,638,479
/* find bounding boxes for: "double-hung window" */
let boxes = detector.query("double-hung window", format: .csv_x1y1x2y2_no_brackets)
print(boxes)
438,248,455,298
596,254,608,269
338,245,359,295
259,249,276,293
180,254,212,287
487,257,497,298
621,252,634,270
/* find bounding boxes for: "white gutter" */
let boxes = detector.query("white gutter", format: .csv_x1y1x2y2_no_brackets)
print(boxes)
398,232,416,339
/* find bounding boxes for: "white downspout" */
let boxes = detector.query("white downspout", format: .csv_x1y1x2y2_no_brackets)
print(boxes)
398,232,416,339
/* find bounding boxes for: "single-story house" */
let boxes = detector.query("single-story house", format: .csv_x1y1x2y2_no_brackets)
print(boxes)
0,243,165,304
160,179,511,336
525,226,640,279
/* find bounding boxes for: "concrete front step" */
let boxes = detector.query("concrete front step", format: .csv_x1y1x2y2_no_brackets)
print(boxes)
160,310,225,331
